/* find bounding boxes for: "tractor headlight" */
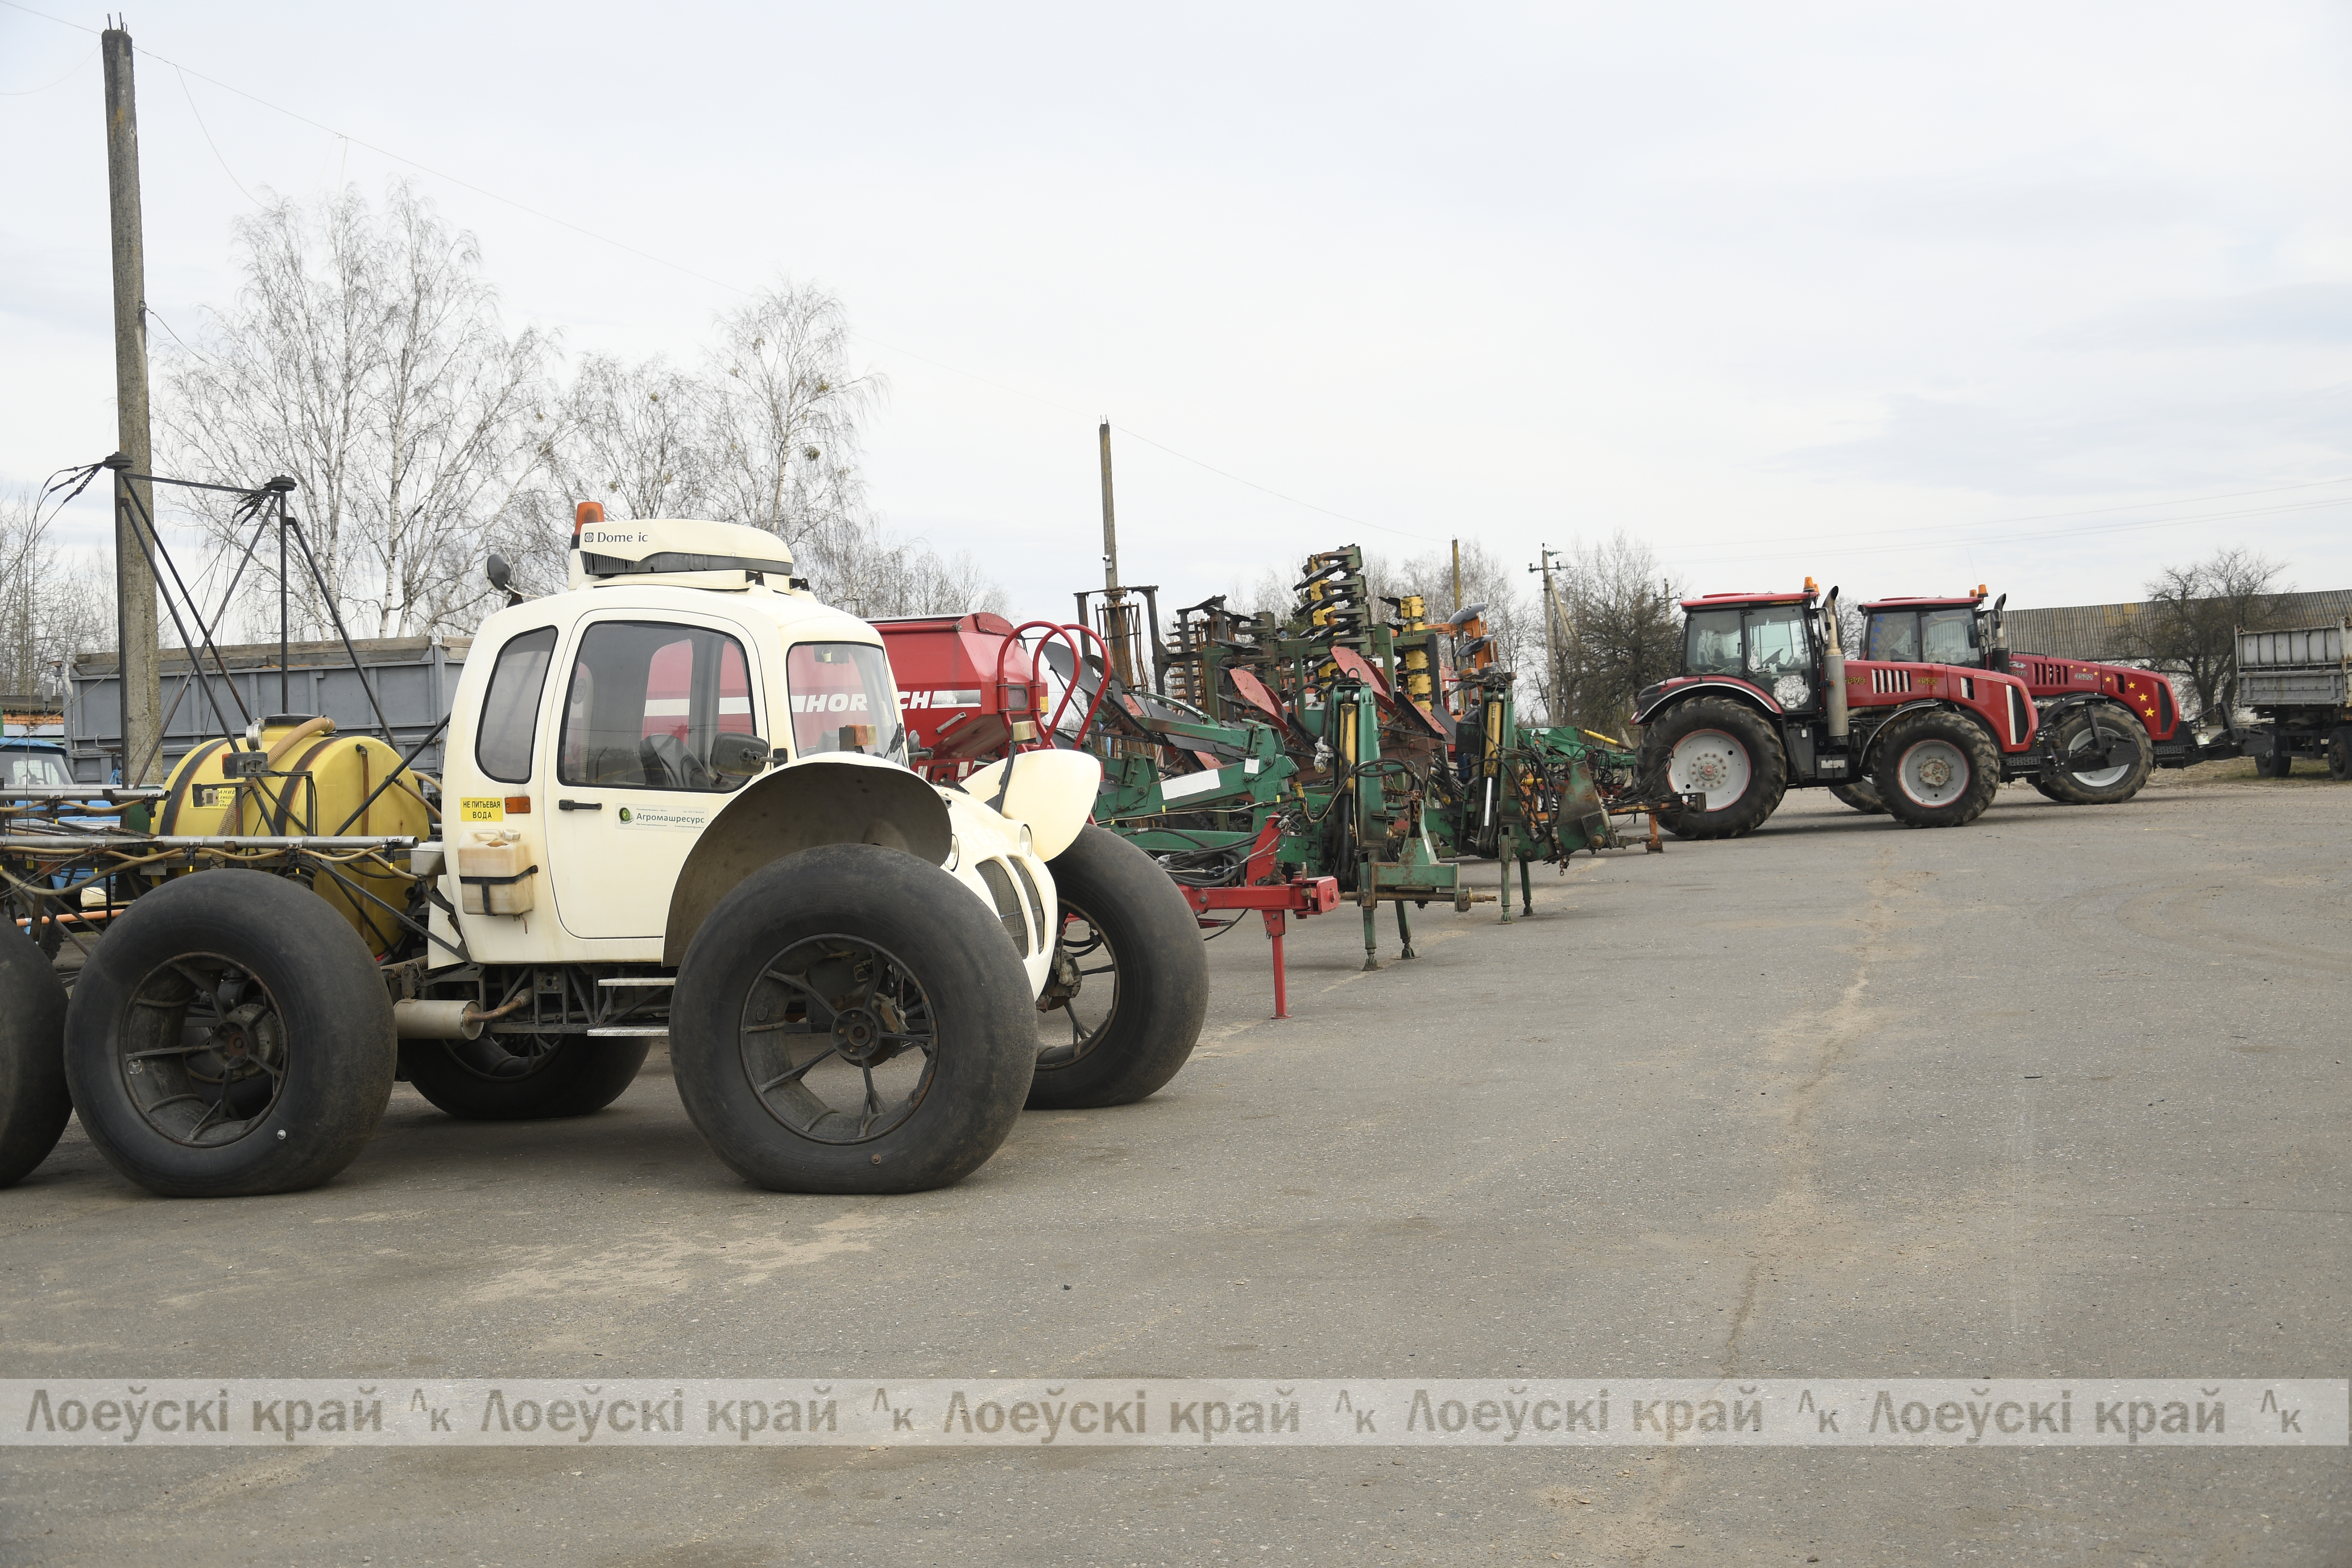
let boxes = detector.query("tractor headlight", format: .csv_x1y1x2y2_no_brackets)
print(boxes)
1773,675,1812,708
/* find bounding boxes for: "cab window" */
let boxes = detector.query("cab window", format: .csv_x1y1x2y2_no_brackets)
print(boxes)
1867,612,1920,662
785,643,906,763
1745,606,1811,676
1,749,72,790
1919,608,1977,664
558,621,757,791
1685,610,1743,676
474,627,557,785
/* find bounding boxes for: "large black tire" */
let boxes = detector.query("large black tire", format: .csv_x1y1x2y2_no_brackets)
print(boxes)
0,925,72,1189
400,1035,651,1120
2039,704,2154,805
2029,776,2072,803
1637,698,1788,841
1873,709,2002,828
1027,825,1209,1110
2329,731,2352,782
670,843,1037,1194
64,870,396,1198
2257,745,2294,779
1828,780,1886,814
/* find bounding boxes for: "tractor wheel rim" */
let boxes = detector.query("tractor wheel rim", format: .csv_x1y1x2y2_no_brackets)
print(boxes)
736,934,938,1145
1898,738,1971,806
1035,901,1120,1073
115,952,290,1147
1667,729,1751,812
2066,722,2135,788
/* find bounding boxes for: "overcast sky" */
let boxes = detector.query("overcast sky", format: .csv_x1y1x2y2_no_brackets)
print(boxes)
6,0,2350,621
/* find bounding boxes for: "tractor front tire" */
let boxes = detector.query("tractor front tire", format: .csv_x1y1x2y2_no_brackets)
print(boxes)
1828,780,1886,814
2039,704,2154,805
400,1036,651,1121
0,926,72,1189
64,870,396,1198
670,843,1037,1194
1874,710,2002,828
1638,698,1787,841
1027,825,1210,1110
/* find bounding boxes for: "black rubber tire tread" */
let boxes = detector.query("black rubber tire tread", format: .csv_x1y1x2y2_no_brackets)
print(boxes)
399,1037,651,1120
2038,704,2155,805
64,869,396,1198
0,925,72,1189
2258,745,2293,778
1026,825,1210,1110
1637,697,1788,841
670,843,1037,1194
1827,780,1886,814
2029,776,2072,803
1872,709,2002,829
2328,732,2352,782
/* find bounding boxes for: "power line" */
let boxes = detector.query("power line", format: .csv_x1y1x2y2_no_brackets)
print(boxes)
3,0,1457,547
1658,493,2352,571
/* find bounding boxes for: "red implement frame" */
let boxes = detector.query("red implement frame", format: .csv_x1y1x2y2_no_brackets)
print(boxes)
1176,818,1339,1019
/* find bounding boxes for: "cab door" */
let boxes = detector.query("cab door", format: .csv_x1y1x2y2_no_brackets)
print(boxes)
543,615,765,941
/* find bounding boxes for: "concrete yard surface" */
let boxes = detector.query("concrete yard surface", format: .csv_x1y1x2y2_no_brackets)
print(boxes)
1,779,2346,1565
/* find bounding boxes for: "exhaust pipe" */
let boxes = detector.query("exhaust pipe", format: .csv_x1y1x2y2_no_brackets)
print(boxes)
1822,585,1850,740
392,999,484,1041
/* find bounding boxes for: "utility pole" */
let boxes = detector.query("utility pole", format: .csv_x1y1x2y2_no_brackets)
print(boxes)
1451,538,1462,613
1529,546,1564,723
1097,420,1134,687
103,24,162,784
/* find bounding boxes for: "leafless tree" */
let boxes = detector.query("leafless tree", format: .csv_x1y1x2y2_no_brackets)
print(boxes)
2121,547,2293,721
559,353,711,525
160,182,558,641
1541,533,1679,738
702,282,884,550
0,489,111,696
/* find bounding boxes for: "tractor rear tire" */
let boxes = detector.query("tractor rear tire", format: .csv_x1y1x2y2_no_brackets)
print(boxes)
399,1036,651,1120
0,925,72,1189
64,870,397,1198
2030,776,2072,803
1638,698,1788,841
1027,825,1210,1110
2039,704,2154,805
1828,780,1886,814
1874,710,2001,829
670,843,1037,1194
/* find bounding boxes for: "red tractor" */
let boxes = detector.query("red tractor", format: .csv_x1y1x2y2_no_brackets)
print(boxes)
1632,581,2044,835
1847,589,2190,810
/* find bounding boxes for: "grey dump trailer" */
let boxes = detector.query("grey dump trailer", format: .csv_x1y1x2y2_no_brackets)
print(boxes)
66,635,468,784
2236,621,2350,780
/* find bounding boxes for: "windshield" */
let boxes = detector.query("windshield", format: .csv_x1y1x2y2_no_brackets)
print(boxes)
2,749,73,790
1867,609,1980,666
1745,606,1811,676
1920,607,1978,664
785,643,907,763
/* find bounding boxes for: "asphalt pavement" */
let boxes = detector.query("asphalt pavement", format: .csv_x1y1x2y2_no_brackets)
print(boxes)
2,772,2346,1566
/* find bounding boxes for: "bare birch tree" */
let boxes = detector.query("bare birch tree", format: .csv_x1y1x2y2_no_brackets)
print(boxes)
161,183,557,640
0,489,111,694
702,282,884,548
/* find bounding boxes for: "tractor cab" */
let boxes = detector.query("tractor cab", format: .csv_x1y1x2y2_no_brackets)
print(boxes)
1660,585,1832,716
1859,589,2001,672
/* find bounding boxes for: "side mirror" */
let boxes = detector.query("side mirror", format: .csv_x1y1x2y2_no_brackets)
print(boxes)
709,732,772,780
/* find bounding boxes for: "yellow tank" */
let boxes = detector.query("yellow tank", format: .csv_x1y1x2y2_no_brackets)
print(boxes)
157,717,435,955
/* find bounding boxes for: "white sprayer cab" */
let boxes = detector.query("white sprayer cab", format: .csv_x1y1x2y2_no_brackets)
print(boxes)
433,519,1092,996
